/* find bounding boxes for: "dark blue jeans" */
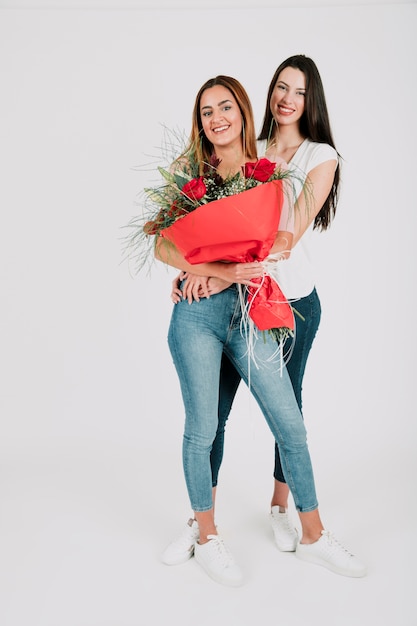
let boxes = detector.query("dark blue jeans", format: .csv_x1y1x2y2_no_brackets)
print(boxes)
212,287,321,485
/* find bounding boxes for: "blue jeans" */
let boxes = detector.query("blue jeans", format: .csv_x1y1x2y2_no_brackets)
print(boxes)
213,288,321,485
168,285,318,513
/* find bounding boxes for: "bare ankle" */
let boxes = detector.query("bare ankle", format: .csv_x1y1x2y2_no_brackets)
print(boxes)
300,532,322,544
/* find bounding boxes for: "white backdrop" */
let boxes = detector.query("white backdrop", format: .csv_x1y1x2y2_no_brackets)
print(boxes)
0,3,416,625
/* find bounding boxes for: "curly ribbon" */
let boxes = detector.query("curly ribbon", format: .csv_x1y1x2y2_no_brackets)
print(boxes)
238,265,296,379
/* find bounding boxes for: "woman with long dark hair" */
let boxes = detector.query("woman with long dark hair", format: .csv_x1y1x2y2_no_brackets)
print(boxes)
166,57,365,580
158,69,366,585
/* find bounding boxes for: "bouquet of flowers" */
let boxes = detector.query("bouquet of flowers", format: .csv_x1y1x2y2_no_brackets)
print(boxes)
123,138,303,358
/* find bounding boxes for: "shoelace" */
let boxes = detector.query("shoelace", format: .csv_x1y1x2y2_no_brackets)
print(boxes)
321,530,354,556
206,535,235,567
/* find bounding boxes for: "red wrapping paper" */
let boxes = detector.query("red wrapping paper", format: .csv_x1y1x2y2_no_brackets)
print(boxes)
247,276,294,331
160,180,294,332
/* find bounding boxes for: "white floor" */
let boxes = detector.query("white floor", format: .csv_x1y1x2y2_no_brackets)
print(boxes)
0,416,414,626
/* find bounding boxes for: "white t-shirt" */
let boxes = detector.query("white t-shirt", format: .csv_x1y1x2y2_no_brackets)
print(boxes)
258,138,338,299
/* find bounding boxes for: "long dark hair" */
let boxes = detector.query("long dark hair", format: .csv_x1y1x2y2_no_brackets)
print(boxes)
259,55,340,230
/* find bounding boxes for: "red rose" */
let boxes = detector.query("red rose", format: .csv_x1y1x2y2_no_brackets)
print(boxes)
143,220,159,235
243,158,276,182
182,176,207,201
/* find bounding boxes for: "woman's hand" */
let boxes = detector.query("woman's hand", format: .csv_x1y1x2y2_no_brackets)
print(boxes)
171,272,233,304
181,274,211,304
206,276,233,296
214,261,265,286
171,272,209,304
183,275,232,302
171,272,185,304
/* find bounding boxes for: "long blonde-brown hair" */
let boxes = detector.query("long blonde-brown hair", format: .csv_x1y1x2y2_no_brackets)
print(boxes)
180,75,258,175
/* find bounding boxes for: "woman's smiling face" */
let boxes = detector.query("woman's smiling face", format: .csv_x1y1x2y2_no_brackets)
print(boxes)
270,66,306,127
200,85,243,151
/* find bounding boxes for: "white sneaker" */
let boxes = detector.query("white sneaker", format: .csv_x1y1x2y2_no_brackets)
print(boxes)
194,534,243,587
270,506,298,551
296,530,367,578
161,518,199,565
